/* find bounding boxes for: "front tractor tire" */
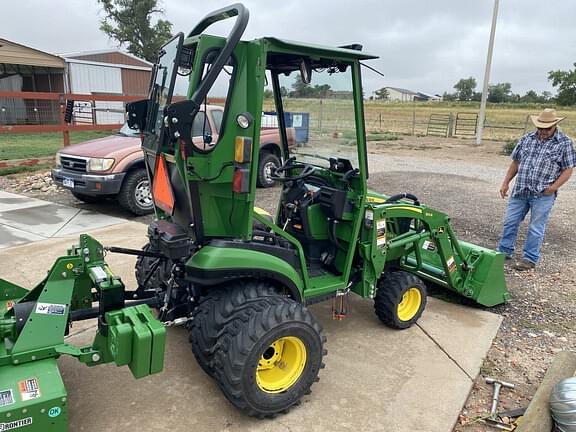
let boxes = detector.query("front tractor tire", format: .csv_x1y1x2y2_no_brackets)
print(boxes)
374,271,427,329
214,297,326,417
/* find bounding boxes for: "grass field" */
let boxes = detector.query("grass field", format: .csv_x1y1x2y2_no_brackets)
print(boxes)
0,130,114,161
264,99,576,142
1,102,574,164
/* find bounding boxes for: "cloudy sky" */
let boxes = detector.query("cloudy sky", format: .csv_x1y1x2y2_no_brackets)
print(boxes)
2,0,575,97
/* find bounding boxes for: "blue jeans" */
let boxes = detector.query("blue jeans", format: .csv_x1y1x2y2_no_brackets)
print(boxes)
498,194,556,264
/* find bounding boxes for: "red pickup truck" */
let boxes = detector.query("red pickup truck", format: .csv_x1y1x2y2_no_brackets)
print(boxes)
52,105,293,215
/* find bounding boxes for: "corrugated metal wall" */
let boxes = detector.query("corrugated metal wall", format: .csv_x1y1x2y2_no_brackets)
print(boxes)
69,52,149,68
68,63,124,124
121,69,151,96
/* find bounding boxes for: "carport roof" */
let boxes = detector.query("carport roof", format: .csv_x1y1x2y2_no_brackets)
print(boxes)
0,38,65,69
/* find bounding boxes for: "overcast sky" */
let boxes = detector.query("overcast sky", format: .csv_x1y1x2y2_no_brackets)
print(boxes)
2,0,575,97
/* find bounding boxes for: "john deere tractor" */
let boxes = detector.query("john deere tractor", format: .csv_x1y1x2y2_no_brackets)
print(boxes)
127,3,509,417
0,3,509,430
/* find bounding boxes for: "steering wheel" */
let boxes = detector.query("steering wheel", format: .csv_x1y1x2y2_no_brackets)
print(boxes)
271,159,316,182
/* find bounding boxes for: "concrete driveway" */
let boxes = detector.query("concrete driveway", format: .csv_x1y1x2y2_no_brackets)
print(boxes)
0,190,126,248
0,214,502,432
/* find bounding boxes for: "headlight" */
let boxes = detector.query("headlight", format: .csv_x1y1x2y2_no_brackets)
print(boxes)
55,153,61,168
87,158,115,172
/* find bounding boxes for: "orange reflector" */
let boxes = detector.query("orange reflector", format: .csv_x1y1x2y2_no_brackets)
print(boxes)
235,136,252,163
153,155,175,214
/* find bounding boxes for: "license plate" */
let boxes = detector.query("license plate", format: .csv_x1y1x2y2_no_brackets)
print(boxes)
63,177,74,188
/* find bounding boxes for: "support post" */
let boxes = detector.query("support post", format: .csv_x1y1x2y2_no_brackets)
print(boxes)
476,0,499,145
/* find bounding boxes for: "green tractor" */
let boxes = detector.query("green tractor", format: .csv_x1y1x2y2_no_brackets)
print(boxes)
0,3,509,430
128,3,509,416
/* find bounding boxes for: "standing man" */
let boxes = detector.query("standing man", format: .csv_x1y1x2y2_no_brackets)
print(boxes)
498,108,575,271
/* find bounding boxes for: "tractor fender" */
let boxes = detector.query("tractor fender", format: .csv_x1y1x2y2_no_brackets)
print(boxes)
186,245,304,302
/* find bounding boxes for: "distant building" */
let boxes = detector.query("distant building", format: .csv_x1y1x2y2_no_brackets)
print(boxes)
0,40,152,125
415,92,442,102
372,87,443,102
61,50,152,123
0,38,65,124
384,87,419,102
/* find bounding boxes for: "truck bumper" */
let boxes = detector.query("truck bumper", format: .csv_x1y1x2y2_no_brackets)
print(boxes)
51,169,125,195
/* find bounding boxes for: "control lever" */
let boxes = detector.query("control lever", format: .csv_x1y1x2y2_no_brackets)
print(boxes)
282,203,297,230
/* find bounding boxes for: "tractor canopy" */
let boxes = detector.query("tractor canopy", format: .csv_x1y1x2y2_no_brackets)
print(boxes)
127,4,377,246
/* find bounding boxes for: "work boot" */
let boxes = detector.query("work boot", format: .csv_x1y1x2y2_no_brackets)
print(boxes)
513,259,535,271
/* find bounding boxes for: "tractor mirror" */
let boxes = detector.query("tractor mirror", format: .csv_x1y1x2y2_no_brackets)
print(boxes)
126,99,148,130
300,59,312,84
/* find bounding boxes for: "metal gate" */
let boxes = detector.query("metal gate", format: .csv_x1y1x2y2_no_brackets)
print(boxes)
455,112,478,136
426,114,451,137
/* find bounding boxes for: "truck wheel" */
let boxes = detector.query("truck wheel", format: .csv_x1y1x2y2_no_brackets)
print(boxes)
71,191,105,204
134,243,172,296
257,152,280,188
189,281,280,377
213,296,326,417
118,169,153,215
374,271,427,329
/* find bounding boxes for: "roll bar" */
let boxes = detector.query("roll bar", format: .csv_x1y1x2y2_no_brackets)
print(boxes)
187,3,249,107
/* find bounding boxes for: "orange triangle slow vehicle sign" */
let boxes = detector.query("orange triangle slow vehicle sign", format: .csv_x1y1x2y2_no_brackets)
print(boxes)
153,154,175,215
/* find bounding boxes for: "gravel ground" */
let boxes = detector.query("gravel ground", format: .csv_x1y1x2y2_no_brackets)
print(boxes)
1,136,575,430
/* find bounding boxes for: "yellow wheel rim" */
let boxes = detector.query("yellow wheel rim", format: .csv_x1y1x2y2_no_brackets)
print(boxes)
397,287,422,321
256,336,307,394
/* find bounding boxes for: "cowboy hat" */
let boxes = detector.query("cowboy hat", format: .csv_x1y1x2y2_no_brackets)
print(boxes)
530,108,565,129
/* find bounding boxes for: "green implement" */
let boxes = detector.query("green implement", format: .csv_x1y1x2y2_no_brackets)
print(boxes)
0,235,166,431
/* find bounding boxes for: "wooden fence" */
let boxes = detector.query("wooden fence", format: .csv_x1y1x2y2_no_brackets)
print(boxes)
0,91,144,146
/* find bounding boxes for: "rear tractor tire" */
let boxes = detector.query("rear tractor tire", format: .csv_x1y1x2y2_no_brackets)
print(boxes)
213,296,326,417
374,271,427,329
189,281,281,377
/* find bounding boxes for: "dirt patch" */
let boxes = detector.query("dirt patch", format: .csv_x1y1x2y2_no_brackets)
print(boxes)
1,135,575,430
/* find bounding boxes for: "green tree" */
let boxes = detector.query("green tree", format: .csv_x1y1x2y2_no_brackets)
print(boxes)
98,0,173,63
374,88,390,100
453,77,477,101
548,63,576,106
442,91,457,101
264,89,274,99
520,90,540,103
487,82,512,103
290,76,313,97
313,84,332,98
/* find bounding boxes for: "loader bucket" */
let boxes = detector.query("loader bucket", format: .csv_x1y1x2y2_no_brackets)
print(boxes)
405,239,510,307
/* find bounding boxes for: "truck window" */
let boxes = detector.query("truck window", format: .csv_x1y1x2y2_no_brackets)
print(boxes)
211,109,223,133
192,112,211,137
197,49,235,151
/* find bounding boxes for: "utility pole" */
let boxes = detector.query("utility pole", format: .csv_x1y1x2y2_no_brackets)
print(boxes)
476,0,499,145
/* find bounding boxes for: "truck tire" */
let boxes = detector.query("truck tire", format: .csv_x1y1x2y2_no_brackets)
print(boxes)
71,191,105,204
374,271,427,329
189,281,280,377
118,168,154,215
257,152,280,188
213,295,326,417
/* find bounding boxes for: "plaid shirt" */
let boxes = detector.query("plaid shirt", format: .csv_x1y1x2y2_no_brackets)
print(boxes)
511,128,576,197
